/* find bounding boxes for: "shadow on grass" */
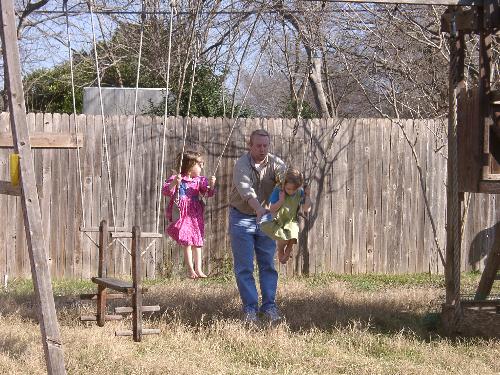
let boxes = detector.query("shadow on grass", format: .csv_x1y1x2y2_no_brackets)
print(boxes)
0,278,444,340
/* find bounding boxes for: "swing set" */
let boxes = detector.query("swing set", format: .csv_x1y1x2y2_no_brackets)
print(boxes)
67,0,272,342
0,0,499,373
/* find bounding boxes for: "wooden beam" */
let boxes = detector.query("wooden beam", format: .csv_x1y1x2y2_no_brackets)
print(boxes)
479,180,500,193
115,305,160,314
441,8,480,34
79,293,125,300
132,226,142,342
0,132,83,148
0,0,66,373
80,225,127,232
96,220,108,327
115,328,160,337
0,180,20,196
314,0,481,5
110,231,163,238
483,0,500,30
444,27,465,334
475,227,500,300
462,299,500,307
80,314,123,322
491,90,500,104
92,277,134,294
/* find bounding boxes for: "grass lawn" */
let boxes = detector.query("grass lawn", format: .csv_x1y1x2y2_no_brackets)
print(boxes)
0,273,498,374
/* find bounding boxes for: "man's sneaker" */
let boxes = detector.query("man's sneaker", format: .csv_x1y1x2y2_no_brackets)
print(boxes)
242,310,259,326
260,307,282,325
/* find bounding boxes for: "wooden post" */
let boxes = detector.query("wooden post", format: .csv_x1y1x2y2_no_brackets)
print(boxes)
444,10,465,334
97,220,108,327
475,227,500,300
479,18,493,179
132,226,142,342
0,0,66,373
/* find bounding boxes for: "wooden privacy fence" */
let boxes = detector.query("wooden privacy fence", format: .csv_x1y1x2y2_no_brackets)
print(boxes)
0,112,498,280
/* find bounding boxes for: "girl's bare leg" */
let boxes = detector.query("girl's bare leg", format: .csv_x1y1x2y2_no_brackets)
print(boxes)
277,240,287,264
193,247,207,278
184,246,197,279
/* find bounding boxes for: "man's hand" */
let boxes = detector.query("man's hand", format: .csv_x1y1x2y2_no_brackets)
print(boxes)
256,206,267,223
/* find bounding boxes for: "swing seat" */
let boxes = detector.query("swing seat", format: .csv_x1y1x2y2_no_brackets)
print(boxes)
91,277,149,294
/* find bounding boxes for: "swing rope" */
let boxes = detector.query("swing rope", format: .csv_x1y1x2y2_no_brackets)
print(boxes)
123,3,147,227
63,0,86,228
177,47,199,179
212,30,271,176
88,0,118,230
155,0,177,234
175,2,202,205
63,0,101,248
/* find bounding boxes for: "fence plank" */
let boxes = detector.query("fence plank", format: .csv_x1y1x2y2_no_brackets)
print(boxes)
380,118,393,274
81,113,95,279
400,120,412,274
73,114,86,279
344,119,355,274
41,113,54,276
366,118,376,273
60,113,71,278
1,113,499,278
332,121,346,274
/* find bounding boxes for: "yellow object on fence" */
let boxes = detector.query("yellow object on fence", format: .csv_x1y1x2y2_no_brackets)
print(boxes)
10,153,20,186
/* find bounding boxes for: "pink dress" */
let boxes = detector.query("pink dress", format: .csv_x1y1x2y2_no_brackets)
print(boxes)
162,175,216,247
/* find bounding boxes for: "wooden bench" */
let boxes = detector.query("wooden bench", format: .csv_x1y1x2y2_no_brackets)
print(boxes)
80,220,160,342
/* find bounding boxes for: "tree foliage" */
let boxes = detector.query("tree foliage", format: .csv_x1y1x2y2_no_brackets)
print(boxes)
23,20,245,117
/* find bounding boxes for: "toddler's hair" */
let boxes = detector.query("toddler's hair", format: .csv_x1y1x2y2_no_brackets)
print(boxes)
175,150,203,175
282,167,304,188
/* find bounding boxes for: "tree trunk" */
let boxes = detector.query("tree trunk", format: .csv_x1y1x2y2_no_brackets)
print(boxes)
308,52,330,118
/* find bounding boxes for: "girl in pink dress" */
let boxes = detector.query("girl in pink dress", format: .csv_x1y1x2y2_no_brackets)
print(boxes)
162,150,216,279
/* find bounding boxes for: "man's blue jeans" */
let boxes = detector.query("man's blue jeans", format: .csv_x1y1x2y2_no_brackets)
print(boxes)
229,207,278,313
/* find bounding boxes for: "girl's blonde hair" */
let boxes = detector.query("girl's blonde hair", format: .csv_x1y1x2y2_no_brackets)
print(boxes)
281,167,304,189
175,150,203,175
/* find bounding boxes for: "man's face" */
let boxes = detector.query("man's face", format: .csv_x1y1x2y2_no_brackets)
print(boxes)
249,135,270,163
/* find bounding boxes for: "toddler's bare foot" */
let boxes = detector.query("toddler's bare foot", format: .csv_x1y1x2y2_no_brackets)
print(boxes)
187,270,198,279
277,247,286,263
195,270,207,278
281,243,294,263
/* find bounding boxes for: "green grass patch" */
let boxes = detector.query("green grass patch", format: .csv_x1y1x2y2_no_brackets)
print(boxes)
301,273,445,291
2,278,94,296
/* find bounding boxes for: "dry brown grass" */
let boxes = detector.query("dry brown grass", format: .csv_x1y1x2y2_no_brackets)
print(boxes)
0,275,498,375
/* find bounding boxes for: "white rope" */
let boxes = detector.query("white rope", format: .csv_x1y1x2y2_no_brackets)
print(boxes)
116,238,132,256
212,33,271,175
155,3,176,233
63,0,86,228
176,6,202,203
123,5,146,227
176,44,199,201
141,238,158,256
88,1,118,230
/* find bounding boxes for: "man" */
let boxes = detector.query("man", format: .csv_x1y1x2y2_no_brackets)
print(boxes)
229,128,286,324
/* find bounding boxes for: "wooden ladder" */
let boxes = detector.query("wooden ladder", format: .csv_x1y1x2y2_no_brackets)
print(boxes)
0,0,86,373
80,220,160,342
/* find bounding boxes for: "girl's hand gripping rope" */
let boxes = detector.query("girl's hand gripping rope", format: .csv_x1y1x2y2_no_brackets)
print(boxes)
209,175,216,189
